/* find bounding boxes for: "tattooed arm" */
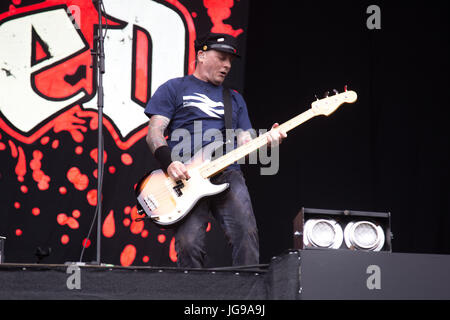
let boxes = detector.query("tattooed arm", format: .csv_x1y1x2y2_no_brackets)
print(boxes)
146,115,170,153
146,115,190,180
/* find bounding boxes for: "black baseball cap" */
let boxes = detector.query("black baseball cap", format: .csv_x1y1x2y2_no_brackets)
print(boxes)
195,32,240,57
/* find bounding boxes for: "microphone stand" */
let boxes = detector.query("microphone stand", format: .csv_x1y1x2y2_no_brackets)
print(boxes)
93,0,105,265
75,0,110,267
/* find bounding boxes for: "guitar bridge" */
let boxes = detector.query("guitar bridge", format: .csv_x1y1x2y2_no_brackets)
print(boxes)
144,194,158,211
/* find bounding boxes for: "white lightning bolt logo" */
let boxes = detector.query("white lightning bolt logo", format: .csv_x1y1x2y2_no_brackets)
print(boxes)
182,93,224,118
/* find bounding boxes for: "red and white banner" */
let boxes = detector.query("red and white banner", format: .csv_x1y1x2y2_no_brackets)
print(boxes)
0,0,248,266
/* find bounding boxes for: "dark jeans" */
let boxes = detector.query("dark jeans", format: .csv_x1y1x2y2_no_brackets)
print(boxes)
174,168,259,268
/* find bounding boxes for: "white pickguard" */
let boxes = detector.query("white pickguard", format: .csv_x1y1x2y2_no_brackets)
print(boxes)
137,141,229,225
159,168,229,225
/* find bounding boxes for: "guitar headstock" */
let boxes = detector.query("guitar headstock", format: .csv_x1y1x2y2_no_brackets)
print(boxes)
311,88,357,116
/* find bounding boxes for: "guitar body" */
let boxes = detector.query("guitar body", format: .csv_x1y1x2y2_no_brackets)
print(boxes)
136,141,229,226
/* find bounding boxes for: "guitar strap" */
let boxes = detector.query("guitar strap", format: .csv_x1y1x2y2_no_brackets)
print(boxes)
222,86,233,130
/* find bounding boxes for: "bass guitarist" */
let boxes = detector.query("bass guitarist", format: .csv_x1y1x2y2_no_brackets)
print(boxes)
144,32,286,268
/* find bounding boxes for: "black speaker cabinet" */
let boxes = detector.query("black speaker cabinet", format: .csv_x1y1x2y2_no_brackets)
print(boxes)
293,207,392,252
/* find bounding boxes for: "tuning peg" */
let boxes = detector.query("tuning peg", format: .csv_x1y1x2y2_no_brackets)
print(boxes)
344,85,348,92
315,94,320,101
323,91,329,98
333,89,339,95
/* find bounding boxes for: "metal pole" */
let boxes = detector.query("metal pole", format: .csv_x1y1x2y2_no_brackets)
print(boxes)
95,0,105,265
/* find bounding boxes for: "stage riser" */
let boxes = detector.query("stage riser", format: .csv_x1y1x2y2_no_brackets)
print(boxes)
1,250,450,300
0,266,267,300
298,250,450,300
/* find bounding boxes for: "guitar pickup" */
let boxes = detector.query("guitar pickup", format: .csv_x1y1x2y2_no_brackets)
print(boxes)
144,194,158,211
173,180,184,197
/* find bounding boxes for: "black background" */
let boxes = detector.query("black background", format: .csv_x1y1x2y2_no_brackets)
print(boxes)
243,0,450,263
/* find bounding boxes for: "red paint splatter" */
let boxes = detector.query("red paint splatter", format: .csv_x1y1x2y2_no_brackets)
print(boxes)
206,222,211,232
82,238,91,248
67,167,89,190
121,153,133,165
15,146,26,182
89,116,98,130
123,218,131,227
169,237,177,262
52,107,87,143
86,189,97,206
124,206,131,215
191,11,197,18
20,185,28,193
129,206,144,234
40,136,50,145
75,146,83,154
59,186,67,194
57,213,68,225
67,218,79,229
14,202,20,209
120,244,136,266
8,140,17,158
0,107,147,151
108,166,116,174
142,256,149,263
102,210,115,238
33,150,43,160
30,150,50,190
67,167,80,180
31,207,40,216
204,0,243,37
72,209,81,218
57,213,79,229
61,234,69,245
157,234,166,243
141,229,148,238
8,140,27,182
51,139,59,149
0,142,6,151
90,148,107,164
15,229,22,236
37,178,50,190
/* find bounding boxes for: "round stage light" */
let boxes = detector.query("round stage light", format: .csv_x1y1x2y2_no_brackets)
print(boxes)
303,219,343,249
344,221,385,251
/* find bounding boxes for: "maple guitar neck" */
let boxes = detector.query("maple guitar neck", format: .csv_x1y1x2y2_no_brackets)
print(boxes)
199,108,316,179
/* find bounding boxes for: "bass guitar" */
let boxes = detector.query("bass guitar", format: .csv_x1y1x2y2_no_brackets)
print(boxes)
135,88,357,226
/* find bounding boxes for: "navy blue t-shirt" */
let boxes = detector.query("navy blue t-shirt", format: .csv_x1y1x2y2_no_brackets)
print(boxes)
144,75,252,169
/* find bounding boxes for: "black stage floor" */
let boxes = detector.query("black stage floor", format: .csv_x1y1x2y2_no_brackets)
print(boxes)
1,250,450,300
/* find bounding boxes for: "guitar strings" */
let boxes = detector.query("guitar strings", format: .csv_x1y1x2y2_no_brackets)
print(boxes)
139,138,267,207
139,108,336,215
